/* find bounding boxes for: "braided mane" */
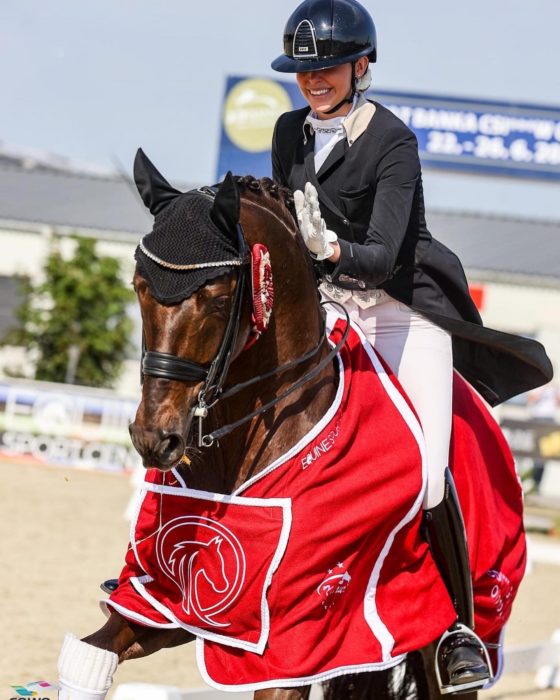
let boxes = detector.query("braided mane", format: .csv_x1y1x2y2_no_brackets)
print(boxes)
233,176,296,228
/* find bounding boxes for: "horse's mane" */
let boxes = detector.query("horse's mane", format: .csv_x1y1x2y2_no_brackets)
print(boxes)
233,175,297,231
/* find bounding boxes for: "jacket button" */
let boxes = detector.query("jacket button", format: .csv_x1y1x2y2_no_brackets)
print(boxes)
343,219,349,226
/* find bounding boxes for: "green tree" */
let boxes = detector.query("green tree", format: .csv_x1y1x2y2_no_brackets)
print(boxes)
3,235,135,387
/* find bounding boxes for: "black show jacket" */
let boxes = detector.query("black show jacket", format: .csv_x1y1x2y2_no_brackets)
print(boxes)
272,100,553,406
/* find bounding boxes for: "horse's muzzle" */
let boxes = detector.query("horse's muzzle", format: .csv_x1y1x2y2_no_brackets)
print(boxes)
129,423,186,471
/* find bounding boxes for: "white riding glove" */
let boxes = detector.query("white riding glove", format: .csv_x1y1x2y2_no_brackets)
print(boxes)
293,182,338,261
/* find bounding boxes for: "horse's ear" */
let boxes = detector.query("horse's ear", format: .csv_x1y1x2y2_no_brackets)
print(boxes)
210,172,240,237
133,148,181,216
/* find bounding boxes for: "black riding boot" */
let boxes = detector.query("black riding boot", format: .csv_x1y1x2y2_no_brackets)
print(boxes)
423,469,492,694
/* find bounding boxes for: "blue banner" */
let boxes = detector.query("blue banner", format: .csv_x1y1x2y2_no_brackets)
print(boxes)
217,75,560,182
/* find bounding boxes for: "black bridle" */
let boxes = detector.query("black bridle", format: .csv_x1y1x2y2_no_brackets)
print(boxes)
141,247,247,392
140,190,350,449
141,211,250,425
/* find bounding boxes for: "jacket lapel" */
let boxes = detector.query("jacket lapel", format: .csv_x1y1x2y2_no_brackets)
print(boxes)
304,138,346,220
316,138,348,180
303,135,319,186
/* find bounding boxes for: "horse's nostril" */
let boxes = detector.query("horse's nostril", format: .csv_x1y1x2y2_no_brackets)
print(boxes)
156,432,185,465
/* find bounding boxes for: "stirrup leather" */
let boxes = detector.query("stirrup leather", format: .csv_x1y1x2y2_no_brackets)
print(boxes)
435,623,493,695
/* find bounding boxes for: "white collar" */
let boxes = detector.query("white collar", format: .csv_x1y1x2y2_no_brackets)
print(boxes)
303,94,376,145
304,94,359,134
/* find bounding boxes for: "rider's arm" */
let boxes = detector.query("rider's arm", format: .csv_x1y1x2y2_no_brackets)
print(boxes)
326,128,420,287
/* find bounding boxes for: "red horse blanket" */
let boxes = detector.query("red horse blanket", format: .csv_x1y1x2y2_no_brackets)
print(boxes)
105,321,525,692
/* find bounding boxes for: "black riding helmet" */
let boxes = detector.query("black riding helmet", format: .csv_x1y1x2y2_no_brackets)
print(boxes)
271,0,377,74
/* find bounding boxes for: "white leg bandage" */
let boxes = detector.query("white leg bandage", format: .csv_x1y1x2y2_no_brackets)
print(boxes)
57,633,118,700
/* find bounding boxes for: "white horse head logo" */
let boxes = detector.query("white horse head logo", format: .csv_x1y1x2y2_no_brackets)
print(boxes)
156,516,246,628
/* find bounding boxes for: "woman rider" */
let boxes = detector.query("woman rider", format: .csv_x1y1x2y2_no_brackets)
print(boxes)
270,0,553,694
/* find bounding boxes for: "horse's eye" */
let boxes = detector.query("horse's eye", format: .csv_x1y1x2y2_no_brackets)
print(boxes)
211,295,229,312
134,278,148,295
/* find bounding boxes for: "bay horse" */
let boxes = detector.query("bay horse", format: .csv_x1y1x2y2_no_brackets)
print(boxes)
72,150,524,699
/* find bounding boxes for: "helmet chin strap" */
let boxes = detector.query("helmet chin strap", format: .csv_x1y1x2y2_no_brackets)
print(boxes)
322,60,356,116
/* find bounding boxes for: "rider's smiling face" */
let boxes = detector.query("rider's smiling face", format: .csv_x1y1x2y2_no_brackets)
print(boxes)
296,57,368,119
297,63,352,119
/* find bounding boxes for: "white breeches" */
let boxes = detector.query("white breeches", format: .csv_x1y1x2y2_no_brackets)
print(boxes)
324,289,453,508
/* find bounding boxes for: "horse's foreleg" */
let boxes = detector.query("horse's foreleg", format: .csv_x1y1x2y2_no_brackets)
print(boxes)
82,610,194,661
58,612,194,699
254,687,310,700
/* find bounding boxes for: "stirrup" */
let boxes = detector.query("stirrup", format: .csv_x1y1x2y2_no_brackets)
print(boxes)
435,623,493,695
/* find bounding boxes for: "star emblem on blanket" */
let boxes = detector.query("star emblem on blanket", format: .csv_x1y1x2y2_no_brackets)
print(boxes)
316,562,352,610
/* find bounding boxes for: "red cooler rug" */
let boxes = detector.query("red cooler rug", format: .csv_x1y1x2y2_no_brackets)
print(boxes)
104,319,525,692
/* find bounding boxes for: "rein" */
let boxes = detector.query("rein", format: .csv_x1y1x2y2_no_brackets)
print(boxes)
196,301,350,447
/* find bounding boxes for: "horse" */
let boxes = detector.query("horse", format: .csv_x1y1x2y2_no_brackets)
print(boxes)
69,150,525,700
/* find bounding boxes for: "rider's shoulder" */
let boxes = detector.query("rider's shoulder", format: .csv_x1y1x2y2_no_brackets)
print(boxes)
367,100,417,142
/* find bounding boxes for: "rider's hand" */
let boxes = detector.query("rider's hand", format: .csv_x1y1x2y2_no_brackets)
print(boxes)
293,182,338,261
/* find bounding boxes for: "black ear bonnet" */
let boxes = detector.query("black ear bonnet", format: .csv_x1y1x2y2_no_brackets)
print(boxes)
133,149,243,304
